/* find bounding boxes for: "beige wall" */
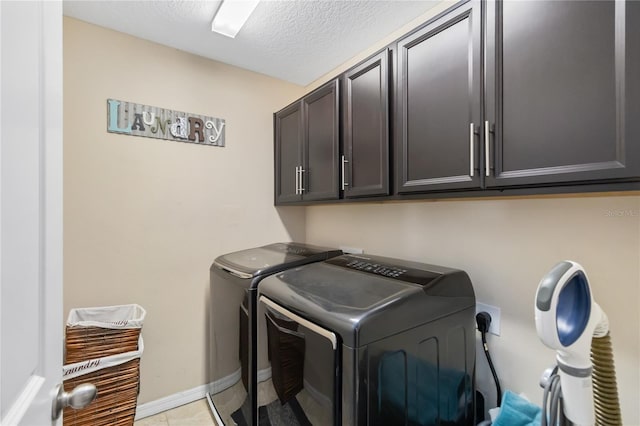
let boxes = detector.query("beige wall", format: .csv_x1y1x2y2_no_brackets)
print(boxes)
63,17,305,404
305,195,640,423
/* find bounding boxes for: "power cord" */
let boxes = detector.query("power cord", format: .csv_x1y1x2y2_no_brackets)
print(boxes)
540,366,562,426
476,311,502,407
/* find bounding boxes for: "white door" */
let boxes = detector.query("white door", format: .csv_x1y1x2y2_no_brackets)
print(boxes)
0,1,64,425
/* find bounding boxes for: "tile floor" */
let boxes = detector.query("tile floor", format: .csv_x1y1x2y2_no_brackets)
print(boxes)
134,399,216,426
133,378,328,425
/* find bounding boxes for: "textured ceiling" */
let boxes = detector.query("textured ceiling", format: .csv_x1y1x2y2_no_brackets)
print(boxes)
63,0,440,86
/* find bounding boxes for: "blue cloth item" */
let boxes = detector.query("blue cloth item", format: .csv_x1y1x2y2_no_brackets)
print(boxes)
492,390,542,426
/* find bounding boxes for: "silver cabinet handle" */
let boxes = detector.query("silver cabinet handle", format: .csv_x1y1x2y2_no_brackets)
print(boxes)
299,167,305,193
485,121,491,177
341,155,349,190
294,166,299,194
469,123,475,177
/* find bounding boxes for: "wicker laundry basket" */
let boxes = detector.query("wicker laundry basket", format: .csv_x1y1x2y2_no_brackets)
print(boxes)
63,304,146,426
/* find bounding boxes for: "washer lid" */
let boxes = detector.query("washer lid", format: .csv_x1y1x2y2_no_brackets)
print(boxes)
259,254,475,347
212,242,341,279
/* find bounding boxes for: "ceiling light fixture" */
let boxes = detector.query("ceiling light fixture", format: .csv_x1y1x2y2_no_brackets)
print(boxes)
211,0,259,38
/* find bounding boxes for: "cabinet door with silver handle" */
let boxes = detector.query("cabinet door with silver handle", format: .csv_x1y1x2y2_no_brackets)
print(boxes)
274,101,303,204
51,383,98,421
396,1,482,193
483,1,639,187
302,79,340,201
344,50,390,198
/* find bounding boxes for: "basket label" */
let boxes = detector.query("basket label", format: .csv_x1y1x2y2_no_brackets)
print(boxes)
63,335,144,380
64,359,101,377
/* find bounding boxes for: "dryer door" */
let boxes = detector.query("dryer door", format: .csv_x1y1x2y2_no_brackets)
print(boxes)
257,296,340,426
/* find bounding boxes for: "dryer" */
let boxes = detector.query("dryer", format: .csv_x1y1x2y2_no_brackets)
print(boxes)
207,243,342,426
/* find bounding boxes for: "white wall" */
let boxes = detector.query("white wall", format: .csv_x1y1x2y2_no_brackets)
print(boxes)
63,17,305,404
305,195,640,423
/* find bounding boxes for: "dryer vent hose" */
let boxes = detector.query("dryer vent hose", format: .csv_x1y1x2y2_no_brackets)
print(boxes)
591,333,622,426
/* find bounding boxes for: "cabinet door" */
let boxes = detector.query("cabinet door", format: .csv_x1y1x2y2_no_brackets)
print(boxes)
274,102,302,204
396,1,482,193
485,0,640,187
302,80,340,201
343,50,390,198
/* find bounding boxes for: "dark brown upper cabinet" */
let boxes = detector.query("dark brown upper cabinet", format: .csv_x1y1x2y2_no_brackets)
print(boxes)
275,0,640,205
396,1,482,194
342,49,391,198
275,80,340,204
274,101,302,204
485,0,640,187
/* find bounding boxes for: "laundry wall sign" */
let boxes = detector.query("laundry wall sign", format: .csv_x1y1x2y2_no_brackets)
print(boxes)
107,99,225,147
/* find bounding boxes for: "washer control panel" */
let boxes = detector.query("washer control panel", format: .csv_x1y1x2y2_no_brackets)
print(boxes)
345,260,407,278
327,255,442,286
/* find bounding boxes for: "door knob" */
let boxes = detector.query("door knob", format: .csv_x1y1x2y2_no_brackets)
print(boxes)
51,383,97,420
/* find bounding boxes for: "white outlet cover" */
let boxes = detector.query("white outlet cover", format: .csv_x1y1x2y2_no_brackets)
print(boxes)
476,302,501,336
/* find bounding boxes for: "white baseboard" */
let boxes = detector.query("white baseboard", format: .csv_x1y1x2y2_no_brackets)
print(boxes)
135,367,272,420
135,367,271,420
135,369,240,420
257,366,272,383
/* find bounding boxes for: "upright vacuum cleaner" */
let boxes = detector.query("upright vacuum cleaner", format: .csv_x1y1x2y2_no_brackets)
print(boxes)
535,261,622,426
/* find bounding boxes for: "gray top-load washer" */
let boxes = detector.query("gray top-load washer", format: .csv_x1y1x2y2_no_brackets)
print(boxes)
257,253,476,426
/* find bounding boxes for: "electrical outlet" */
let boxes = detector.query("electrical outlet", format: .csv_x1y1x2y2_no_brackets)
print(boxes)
476,302,501,336
340,246,363,254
